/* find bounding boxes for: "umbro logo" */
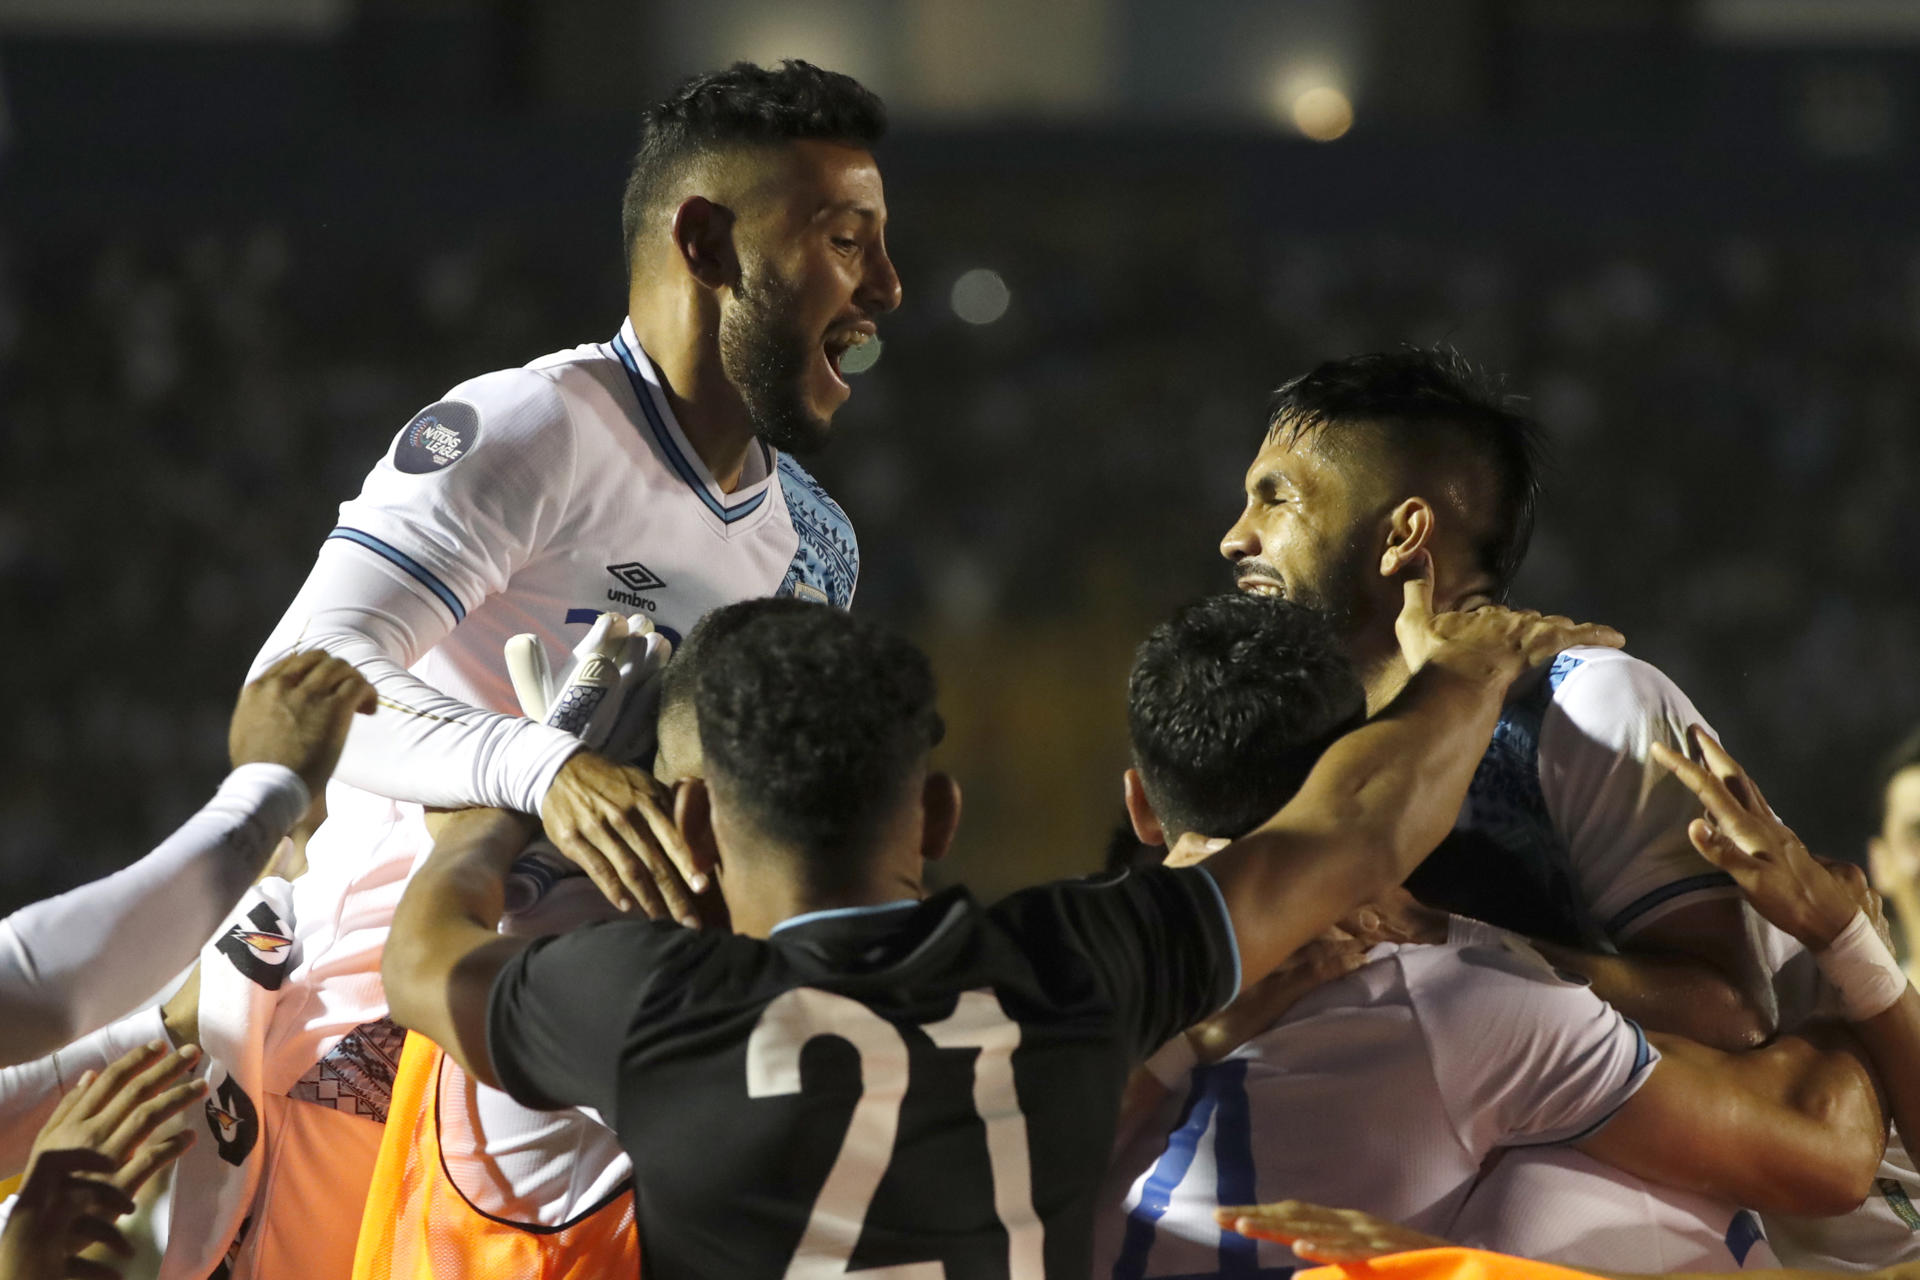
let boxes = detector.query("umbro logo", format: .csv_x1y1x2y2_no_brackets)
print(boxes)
607,562,666,592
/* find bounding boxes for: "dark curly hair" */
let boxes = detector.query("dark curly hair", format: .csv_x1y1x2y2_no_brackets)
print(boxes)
691,599,942,880
1128,594,1365,842
621,60,887,274
1267,347,1547,599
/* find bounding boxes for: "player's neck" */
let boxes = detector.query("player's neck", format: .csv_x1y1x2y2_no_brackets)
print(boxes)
1355,636,1413,716
724,868,927,941
626,307,760,493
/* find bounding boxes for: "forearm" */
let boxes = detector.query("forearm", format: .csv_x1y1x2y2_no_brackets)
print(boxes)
0,766,307,1064
1211,660,1509,976
1848,984,1920,1158
1532,941,1773,1051
252,541,580,813
384,810,537,1085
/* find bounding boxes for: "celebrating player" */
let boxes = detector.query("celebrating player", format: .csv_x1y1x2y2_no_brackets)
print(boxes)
381,578,1618,1278
182,60,900,1279
1209,347,1775,1048
1867,726,1920,981
1209,349,1920,1268
1102,594,1894,1277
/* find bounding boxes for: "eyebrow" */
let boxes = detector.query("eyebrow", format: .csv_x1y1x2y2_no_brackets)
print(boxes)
818,201,881,222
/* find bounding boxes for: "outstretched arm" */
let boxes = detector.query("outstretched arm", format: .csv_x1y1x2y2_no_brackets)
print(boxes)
0,653,371,1066
1203,565,1624,991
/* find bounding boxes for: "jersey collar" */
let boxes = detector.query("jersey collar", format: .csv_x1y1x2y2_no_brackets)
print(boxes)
609,319,775,525
769,899,922,936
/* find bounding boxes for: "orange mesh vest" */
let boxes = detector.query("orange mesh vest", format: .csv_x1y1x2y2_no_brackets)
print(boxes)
1300,1248,1606,1280
352,1031,640,1280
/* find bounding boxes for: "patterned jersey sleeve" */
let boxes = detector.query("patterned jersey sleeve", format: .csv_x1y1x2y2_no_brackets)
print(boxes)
994,865,1239,1062
331,368,581,625
487,919,714,1117
1412,942,1660,1154
1537,650,1740,941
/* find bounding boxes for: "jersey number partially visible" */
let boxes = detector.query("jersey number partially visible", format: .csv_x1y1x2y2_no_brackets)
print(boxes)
747,987,1045,1279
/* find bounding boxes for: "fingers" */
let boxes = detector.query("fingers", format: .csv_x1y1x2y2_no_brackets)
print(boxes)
102,1062,206,1165
1521,615,1624,665
1650,743,1758,843
1398,550,1435,629
258,648,330,687
1684,816,1763,875
71,1042,171,1128
115,1122,197,1198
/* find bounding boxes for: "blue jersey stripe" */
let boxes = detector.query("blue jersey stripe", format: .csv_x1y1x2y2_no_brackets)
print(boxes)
1604,872,1739,938
1113,1076,1220,1280
608,329,769,525
328,527,465,622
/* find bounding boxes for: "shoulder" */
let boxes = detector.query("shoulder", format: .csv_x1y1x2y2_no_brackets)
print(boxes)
1397,940,1602,1025
1541,647,1708,750
774,454,860,607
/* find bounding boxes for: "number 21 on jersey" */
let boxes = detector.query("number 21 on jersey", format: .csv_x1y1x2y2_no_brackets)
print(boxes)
748,987,1044,1279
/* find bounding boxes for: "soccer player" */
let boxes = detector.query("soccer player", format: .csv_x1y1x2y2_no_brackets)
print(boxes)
1101,594,1889,1278
382,584,1619,1278
1210,348,1775,1049
1208,350,1920,1267
1867,727,1920,981
0,651,370,1068
192,60,901,1278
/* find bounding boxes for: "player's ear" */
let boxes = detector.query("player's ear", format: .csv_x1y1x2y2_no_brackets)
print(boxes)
1378,498,1436,580
920,773,961,864
674,779,720,870
671,196,739,292
1123,768,1166,848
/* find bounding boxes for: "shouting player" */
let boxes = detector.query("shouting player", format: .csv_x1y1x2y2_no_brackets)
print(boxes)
1203,348,1918,1270
382,583,1619,1278
1102,594,1888,1277
186,61,900,1279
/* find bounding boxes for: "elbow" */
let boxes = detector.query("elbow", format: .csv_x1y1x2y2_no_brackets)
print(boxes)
1688,981,1776,1053
1781,1156,1877,1217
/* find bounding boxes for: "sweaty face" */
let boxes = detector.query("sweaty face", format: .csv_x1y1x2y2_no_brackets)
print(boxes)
1872,766,1920,900
1218,434,1380,634
720,140,901,456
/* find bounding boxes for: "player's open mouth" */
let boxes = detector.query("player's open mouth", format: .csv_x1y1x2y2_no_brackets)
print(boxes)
822,327,875,388
1237,576,1285,599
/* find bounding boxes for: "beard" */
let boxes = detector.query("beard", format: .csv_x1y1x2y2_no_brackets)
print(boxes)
718,263,831,457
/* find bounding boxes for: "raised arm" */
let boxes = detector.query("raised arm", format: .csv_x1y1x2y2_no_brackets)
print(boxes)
0,652,370,1066
1654,729,1920,1160
1203,565,1623,990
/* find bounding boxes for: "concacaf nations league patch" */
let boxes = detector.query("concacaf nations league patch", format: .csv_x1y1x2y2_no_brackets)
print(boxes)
393,401,480,473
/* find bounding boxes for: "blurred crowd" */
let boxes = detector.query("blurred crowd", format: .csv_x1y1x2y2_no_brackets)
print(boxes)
4,207,1917,909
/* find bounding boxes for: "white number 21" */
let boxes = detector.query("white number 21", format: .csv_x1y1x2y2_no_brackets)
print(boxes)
746,987,1045,1279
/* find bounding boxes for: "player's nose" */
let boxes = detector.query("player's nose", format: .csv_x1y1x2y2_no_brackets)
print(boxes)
1221,513,1260,562
860,238,902,316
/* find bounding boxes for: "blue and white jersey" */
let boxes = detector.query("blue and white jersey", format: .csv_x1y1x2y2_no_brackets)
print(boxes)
333,316,857,723
1092,939,1657,1280
1407,647,1739,951
1451,1144,1779,1273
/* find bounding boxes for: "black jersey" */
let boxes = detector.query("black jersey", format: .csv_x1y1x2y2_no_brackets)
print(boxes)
487,865,1238,1279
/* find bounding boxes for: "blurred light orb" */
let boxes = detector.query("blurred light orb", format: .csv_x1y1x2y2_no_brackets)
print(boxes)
838,334,882,375
951,269,1011,325
1291,86,1354,142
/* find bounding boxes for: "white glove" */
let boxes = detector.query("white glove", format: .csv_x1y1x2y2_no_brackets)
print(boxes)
500,613,675,912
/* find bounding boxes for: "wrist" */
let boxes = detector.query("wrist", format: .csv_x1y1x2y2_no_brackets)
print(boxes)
1816,910,1909,1022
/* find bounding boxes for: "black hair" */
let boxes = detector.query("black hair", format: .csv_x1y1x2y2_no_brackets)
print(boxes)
1877,725,1920,824
691,598,943,881
621,60,887,273
1267,347,1547,598
1128,594,1366,842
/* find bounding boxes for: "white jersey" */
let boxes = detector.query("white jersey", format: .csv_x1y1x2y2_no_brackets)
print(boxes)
1415,647,1741,949
1452,1145,1779,1272
205,321,858,1277
1093,940,1656,1279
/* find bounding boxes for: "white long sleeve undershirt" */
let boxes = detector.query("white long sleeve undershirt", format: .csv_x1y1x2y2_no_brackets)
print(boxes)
247,540,581,814
0,767,306,1068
